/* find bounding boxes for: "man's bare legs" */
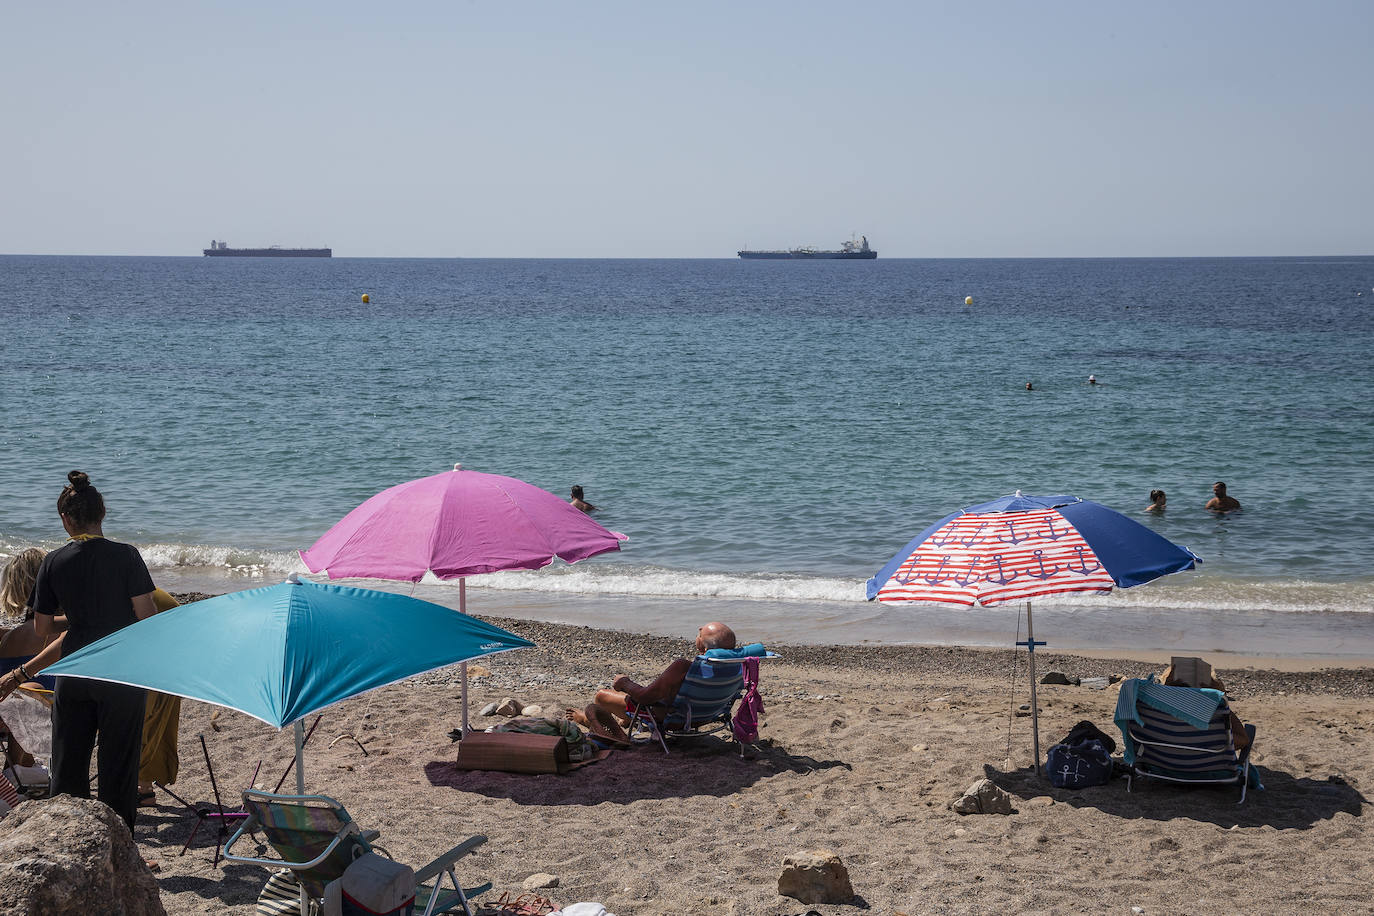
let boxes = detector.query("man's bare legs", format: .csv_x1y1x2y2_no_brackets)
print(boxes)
565,703,631,745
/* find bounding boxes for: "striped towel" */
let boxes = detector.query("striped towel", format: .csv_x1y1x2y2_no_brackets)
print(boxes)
256,869,307,916
1115,678,1228,768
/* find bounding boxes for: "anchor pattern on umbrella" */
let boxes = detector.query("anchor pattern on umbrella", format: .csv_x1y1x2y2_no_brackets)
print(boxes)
875,508,1115,606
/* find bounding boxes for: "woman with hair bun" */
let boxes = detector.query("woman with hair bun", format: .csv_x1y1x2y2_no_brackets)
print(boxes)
0,471,157,831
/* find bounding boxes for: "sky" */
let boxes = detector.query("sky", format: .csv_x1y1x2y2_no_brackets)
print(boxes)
3,1,1371,258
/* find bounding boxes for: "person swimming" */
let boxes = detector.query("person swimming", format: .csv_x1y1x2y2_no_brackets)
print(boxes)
569,485,597,513
1145,489,1166,513
1205,481,1241,512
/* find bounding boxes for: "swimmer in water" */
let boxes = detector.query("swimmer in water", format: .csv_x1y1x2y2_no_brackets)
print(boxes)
570,485,597,513
1145,489,1166,513
1205,481,1241,513
1087,375,1098,385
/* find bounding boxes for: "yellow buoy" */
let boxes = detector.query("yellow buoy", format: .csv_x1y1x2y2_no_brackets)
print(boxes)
361,293,370,303
964,295,973,305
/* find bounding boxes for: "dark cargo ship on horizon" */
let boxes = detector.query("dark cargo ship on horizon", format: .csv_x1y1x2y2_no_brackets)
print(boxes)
738,235,876,259
203,240,331,257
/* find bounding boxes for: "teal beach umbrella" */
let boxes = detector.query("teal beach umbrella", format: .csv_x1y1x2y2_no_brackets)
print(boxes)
43,576,534,791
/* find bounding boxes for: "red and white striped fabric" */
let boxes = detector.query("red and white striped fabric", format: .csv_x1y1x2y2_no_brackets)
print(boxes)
0,771,22,814
874,508,1116,606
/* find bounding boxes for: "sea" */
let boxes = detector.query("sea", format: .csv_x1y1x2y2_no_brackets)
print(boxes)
3,254,1373,661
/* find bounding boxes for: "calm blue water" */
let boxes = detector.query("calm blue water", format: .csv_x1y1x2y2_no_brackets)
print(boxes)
3,255,1373,655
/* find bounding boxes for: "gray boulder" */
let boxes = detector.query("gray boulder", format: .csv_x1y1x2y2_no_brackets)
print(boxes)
778,850,854,904
950,778,1015,815
0,795,165,915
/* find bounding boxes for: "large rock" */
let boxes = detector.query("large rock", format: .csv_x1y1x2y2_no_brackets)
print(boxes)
778,850,854,904
949,778,1015,815
0,795,165,915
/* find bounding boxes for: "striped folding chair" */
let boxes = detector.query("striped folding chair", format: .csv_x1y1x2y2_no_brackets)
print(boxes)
626,656,748,755
224,790,490,916
1123,690,1257,804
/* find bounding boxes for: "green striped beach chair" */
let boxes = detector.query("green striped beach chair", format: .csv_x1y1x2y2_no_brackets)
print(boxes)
224,789,490,916
1115,678,1258,804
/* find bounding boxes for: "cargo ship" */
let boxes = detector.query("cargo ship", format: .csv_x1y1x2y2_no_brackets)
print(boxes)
738,235,876,259
203,240,331,258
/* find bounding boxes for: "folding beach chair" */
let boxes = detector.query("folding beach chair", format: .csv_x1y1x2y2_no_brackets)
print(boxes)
1115,678,1258,804
224,789,490,916
627,654,772,755
0,687,53,803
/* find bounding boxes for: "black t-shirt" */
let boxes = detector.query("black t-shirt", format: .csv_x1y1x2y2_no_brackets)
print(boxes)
33,538,155,657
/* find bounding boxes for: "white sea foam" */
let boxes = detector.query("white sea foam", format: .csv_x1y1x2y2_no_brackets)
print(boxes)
7,534,1370,616
118,538,1374,615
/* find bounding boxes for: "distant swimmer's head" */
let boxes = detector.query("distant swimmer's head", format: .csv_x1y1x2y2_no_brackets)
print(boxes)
1025,382,1033,390
570,485,585,501
1149,489,1165,503
1212,481,1227,496
1087,375,1097,384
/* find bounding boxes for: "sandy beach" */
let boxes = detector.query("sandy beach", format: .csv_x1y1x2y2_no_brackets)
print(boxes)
109,608,1374,916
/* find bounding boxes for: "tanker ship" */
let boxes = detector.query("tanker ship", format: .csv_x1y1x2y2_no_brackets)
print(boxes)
203,240,331,257
738,235,876,259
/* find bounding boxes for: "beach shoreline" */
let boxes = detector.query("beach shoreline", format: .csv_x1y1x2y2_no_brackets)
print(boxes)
126,600,1374,914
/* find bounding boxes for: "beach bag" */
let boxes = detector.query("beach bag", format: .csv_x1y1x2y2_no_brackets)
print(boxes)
456,731,571,775
323,852,415,916
1046,737,1113,788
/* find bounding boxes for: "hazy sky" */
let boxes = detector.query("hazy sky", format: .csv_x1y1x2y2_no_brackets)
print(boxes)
4,2,1371,258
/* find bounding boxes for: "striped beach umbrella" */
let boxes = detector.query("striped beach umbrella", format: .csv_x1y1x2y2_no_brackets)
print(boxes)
866,492,1199,773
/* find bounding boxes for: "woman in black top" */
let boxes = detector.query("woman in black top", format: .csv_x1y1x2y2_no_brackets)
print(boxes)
21,472,156,831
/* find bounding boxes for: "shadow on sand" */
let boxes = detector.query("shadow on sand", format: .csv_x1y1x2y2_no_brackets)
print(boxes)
425,738,850,806
982,763,1365,829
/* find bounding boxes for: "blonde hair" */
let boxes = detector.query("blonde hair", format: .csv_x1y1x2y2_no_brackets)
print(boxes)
1,549,46,618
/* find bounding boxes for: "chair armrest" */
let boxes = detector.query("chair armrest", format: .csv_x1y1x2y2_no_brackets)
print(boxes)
224,821,354,871
413,834,487,884
362,829,381,843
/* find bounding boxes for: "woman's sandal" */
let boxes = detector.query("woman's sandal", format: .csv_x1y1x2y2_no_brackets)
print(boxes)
490,891,557,914
138,790,157,808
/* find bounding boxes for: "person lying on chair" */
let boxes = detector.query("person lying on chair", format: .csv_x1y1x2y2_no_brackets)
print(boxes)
567,622,736,745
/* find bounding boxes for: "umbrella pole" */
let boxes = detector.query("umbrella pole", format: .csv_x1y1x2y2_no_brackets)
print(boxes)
294,719,305,795
460,578,470,735
1023,600,1043,775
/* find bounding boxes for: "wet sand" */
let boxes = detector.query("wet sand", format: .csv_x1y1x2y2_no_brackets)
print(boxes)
136,611,1374,915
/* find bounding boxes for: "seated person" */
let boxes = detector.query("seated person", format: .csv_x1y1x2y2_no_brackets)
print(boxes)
567,622,736,744
1161,656,1250,752
0,550,63,689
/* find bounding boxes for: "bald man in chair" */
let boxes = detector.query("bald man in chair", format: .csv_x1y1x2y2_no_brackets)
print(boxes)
567,622,736,745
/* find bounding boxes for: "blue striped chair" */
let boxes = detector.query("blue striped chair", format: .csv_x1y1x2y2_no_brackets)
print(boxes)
1121,688,1257,804
626,656,747,755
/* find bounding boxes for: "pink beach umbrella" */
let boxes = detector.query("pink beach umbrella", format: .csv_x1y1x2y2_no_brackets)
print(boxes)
300,464,627,731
